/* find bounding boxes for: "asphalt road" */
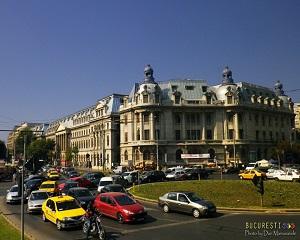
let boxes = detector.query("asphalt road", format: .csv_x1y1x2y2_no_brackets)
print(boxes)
1,181,299,240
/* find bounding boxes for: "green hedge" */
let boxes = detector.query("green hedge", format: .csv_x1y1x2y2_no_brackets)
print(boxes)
130,180,300,208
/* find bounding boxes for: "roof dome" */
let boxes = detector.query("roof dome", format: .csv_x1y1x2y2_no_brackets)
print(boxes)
222,66,235,85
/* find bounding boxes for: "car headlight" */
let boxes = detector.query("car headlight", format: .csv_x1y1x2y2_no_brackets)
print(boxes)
123,209,134,215
62,217,73,221
7,195,12,200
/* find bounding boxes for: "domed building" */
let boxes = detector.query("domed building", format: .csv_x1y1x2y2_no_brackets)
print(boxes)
120,66,295,169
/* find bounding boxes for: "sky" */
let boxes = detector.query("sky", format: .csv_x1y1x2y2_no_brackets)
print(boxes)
1,0,300,142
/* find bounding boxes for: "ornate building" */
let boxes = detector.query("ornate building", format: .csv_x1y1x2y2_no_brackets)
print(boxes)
45,94,125,169
119,65,295,169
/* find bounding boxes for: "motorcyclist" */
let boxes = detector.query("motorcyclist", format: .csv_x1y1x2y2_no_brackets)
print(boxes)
85,198,98,239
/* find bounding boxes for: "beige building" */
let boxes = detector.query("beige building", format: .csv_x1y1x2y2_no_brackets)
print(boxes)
45,94,125,170
294,103,300,129
119,65,295,169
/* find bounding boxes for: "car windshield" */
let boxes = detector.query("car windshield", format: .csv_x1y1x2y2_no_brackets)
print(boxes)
100,181,112,186
40,184,55,188
57,200,81,211
30,192,48,200
74,189,92,197
26,180,41,187
185,192,203,202
114,195,135,206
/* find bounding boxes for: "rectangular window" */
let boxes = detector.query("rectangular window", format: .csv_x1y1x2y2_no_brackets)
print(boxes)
155,129,160,140
239,129,244,139
143,94,148,103
124,132,128,142
185,85,194,90
206,113,212,125
144,130,150,140
228,129,234,139
144,113,149,123
175,130,181,140
227,96,233,104
206,129,213,140
256,131,259,140
269,131,273,140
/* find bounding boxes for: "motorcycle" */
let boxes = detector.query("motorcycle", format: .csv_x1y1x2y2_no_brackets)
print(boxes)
82,211,106,240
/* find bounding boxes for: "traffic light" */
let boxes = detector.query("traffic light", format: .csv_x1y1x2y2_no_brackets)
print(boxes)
252,175,264,195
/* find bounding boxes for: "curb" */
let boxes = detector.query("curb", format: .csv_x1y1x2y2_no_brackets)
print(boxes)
0,197,35,240
130,193,300,214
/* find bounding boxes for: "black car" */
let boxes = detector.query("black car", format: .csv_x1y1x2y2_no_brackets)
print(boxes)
58,180,79,195
82,172,105,185
25,179,43,195
185,169,209,180
67,170,80,178
100,184,127,193
67,187,95,209
140,170,166,183
24,174,46,184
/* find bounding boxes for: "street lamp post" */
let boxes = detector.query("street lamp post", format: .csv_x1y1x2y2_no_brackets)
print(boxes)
21,135,26,240
156,129,159,170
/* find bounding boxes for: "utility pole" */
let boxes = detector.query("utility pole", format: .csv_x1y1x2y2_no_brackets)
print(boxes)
21,135,26,240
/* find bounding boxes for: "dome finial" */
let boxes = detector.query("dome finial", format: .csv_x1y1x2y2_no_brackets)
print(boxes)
222,66,234,85
144,64,155,83
274,80,285,96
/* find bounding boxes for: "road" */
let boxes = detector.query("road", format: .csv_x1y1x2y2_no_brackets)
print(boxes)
1,181,299,240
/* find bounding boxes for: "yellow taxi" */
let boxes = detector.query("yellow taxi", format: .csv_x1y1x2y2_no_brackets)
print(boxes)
239,169,266,180
41,195,86,230
48,171,60,180
39,180,58,196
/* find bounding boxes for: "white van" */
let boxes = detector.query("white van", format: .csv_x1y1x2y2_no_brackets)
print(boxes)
245,162,257,170
97,176,113,192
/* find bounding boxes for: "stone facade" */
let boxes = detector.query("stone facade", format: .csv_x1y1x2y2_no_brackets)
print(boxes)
119,66,295,169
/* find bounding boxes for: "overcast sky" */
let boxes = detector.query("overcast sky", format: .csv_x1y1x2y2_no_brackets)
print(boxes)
1,0,300,142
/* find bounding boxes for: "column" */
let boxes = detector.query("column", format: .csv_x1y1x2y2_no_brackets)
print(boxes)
202,113,206,140
234,113,239,140
150,112,155,140
140,112,144,140
181,112,186,140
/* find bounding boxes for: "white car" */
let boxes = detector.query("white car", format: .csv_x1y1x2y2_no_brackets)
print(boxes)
245,163,257,170
27,190,49,213
266,169,285,179
97,176,113,192
273,171,300,182
6,185,26,204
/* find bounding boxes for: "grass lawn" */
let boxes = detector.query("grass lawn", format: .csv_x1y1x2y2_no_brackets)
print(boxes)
0,215,30,240
130,180,300,208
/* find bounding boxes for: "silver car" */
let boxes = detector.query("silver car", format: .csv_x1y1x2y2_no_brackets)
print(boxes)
158,191,216,218
27,190,49,213
6,185,23,204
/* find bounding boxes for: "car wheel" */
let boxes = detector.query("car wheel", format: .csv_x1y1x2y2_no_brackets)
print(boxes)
192,209,201,218
162,204,170,213
117,213,124,224
56,220,63,230
42,212,48,222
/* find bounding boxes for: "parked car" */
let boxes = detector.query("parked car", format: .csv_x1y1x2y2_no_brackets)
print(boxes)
82,172,105,185
66,187,95,209
139,170,166,183
245,163,257,170
94,192,147,223
58,180,79,195
69,176,96,189
6,184,26,204
122,171,139,185
48,171,60,180
166,170,187,181
39,180,59,196
158,191,216,218
24,174,46,184
112,166,127,174
238,169,266,180
266,169,285,179
273,171,300,182
41,195,86,230
223,167,242,174
27,190,49,213
184,168,209,180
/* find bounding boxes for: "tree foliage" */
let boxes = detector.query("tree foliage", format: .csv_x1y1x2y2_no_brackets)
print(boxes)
27,139,55,161
271,140,300,164
15,127,35,156
0,140,7,159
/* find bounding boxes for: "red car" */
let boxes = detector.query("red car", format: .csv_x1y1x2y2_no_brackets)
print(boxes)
94,192,147,223
69,177,96,189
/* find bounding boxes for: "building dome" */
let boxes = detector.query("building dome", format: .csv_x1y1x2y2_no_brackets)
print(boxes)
222,66,235,85
137,64,160,95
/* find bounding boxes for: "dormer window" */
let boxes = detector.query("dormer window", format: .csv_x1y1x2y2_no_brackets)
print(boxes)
175,95,180,104
143,94,148,103
202,86,207,92
227,96,233,104
185,85,194,90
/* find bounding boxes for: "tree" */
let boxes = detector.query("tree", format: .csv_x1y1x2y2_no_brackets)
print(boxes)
72,146,79,166
15,127,35,156
65,147,73,167
271,140,300,165
0,140,7,159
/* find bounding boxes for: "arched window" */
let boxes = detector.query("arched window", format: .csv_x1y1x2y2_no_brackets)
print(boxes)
176,149,183,161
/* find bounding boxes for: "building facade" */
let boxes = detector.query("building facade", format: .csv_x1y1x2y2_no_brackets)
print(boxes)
119,65,295,169
45,94,125,170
